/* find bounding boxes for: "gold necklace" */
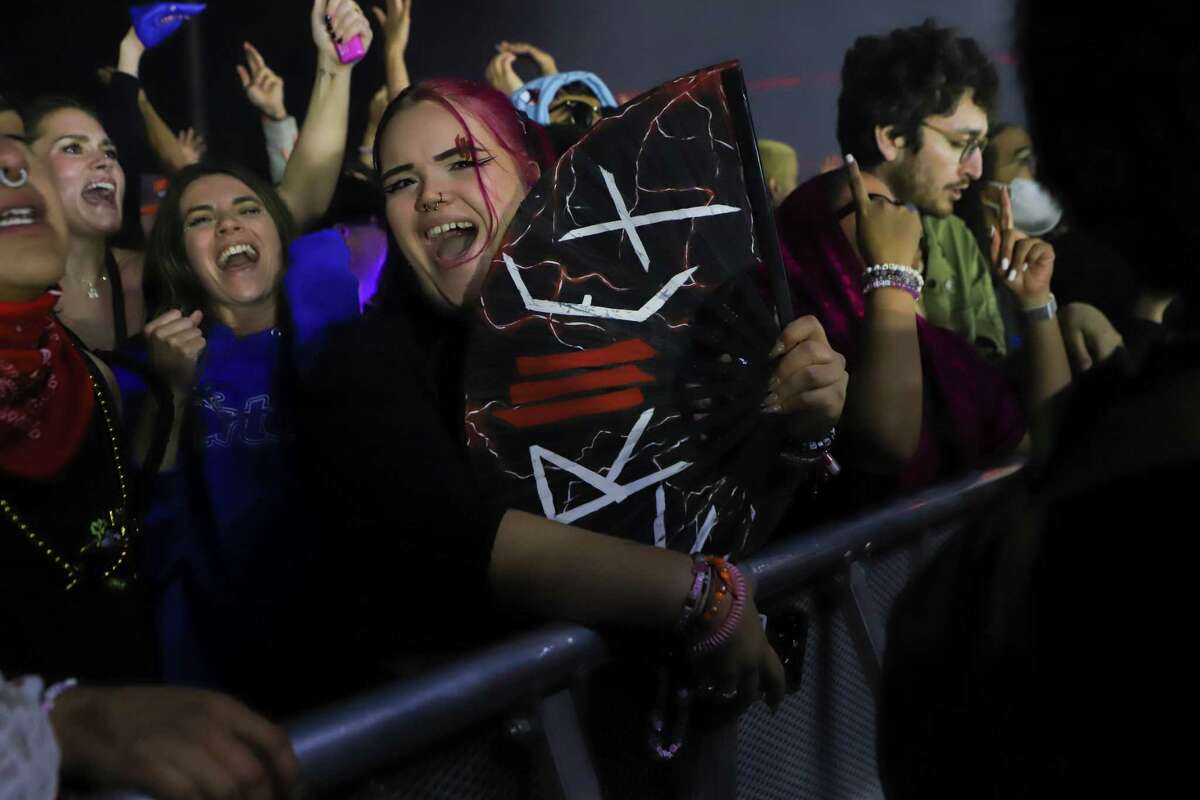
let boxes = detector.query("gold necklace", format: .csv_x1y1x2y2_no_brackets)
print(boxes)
1,373,134,592
83,272,108,301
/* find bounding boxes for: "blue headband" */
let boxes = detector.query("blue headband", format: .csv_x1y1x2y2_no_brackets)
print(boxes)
510,71,618,126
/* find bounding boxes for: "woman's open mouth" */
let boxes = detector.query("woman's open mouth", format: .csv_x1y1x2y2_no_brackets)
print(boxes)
425,220,479,268
218,242,260,272
82,181,118,208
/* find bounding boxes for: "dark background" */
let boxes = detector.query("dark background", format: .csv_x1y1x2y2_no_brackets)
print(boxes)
1,0,1025,181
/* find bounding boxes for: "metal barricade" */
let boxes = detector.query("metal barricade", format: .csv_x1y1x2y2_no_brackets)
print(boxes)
89,459,1025,799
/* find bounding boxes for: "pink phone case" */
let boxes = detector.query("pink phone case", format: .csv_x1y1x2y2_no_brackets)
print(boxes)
336,34,365,65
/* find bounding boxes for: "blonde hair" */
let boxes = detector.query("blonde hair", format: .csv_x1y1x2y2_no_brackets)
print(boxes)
757,139,799,187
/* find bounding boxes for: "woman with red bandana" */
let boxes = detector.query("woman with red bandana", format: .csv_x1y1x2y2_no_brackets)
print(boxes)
0,92,298,800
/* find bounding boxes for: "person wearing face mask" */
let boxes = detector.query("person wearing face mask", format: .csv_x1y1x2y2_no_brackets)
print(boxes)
878,3,1200,795
975,125,1063,236
959,124,1168,367
776,21,1071,494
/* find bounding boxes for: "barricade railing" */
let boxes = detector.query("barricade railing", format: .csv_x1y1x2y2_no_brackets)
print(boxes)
90,458,1026,800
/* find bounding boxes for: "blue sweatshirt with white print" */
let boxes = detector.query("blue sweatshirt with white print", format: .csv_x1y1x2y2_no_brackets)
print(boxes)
126,229,360,695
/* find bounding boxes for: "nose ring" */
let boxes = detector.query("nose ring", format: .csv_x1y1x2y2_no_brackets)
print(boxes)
0,168,29,190
421,192,447,212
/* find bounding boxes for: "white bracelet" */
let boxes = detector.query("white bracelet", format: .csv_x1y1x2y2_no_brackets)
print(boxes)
863,263,924,300
41,678,78,714
1021,292,1058,322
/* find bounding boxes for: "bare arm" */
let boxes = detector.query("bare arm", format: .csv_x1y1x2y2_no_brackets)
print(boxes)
136,92,198,174
276,0,374,231
845,289,924,469
991,187,1071,452
488,509,692,631
372,0,413,100
359,84,389,169
488,509,785,709
839,156,926,470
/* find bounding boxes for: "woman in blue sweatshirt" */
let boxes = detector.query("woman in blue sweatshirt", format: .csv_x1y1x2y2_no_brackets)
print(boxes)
135,162,360,702
128,0,374,706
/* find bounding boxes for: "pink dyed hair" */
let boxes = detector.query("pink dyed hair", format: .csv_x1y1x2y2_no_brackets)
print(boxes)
374,78,553,267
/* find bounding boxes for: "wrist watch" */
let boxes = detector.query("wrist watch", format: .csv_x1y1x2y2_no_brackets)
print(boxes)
1022,292,1057,322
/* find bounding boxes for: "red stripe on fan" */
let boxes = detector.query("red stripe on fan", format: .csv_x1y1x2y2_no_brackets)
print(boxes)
515,339,658,376
494,388,645,428
509,365,655,404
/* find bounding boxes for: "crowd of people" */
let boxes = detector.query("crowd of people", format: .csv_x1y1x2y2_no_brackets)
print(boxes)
1,0,1194,797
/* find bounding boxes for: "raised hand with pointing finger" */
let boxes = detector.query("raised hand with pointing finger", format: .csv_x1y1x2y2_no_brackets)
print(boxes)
845,154,923,270
989,183,1056,308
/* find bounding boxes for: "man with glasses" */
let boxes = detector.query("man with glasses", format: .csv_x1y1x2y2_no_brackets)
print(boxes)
771,20,1071,483
824,19,1020,357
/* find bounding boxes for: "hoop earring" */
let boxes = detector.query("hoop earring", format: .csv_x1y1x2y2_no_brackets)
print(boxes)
0,168,29,190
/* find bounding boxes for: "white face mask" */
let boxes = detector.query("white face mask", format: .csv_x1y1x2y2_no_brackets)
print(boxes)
989,177,1064,235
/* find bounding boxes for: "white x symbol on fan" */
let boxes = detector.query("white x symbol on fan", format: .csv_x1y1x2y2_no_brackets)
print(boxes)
558,167,741,272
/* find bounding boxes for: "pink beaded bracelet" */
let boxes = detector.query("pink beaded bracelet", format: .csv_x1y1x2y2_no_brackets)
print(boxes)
673,556,712,636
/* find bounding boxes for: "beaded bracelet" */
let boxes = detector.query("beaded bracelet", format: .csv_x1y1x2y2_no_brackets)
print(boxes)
781,428,841,479
795,427,835,454
689,561,748,657
863,263,924,300
673,556,712,637
700,557,734,624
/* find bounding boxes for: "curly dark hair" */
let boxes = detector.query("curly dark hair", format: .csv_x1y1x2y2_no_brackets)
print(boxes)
1017,0,1197,293
837,19,998,169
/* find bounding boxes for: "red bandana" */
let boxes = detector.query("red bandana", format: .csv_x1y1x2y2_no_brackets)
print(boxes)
0,293,96,480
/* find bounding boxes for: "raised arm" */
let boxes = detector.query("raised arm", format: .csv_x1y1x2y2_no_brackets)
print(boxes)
840,155,926,470
359,84,389,169
989,185,1071,450
371,0,413,99
132,309,206,473
236,42,296,185
276,0,374,230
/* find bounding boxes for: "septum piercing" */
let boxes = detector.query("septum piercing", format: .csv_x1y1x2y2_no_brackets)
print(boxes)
0,168,29,189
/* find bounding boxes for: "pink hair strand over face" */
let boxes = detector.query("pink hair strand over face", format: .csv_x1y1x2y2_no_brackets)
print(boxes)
382,79,553,268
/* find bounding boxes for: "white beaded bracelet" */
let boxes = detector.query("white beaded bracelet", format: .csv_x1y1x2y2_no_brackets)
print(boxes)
863,263,924,300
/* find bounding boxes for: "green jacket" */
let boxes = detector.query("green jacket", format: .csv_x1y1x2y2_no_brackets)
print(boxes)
917,213,1008,357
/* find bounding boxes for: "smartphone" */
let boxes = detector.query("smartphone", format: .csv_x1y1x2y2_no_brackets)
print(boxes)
336,34,365,65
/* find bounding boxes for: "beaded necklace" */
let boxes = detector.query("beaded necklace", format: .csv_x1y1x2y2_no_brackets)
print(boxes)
0,364,135,592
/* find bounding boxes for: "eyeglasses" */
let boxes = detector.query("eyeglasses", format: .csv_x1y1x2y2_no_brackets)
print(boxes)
921,122,988,164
